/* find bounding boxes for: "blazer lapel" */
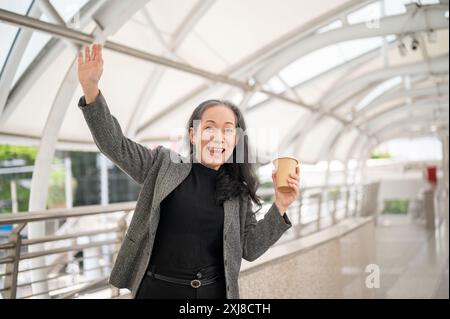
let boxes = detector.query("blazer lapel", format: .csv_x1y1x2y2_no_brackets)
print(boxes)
152,152,192,208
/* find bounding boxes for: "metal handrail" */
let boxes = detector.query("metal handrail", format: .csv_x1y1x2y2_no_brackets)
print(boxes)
0,182,379,299
0,203,132,299
264,183,369,242
0,239,120,264
0,262,114,292
0,201,136,226
0,252,114,276
17,265,112,288
20,276,110,299
0,227,121,249
57,277,109,299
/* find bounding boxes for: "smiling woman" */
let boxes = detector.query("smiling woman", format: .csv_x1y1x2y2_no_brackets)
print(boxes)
77,43,297,299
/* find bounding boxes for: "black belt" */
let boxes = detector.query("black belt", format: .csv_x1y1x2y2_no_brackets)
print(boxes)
146,267,224,289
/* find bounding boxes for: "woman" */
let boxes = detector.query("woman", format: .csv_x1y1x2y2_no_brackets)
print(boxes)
77,43,300,299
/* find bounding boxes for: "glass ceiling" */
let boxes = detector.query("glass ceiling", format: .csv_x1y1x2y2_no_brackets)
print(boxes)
0,0,448,164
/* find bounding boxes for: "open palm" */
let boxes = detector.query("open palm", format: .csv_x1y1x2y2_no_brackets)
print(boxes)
77,44,103,94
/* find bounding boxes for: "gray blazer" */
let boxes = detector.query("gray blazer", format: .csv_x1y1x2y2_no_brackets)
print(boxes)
78,91,292,299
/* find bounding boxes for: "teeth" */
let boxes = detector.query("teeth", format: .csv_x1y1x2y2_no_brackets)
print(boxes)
208,147,224,153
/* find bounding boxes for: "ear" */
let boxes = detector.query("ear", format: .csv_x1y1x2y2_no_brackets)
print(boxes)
189,127,196,145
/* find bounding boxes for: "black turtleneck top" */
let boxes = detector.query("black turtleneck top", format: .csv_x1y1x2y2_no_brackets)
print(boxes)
147,162,225,279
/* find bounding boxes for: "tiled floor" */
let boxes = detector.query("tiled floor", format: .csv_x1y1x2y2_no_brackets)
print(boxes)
374,212,449,299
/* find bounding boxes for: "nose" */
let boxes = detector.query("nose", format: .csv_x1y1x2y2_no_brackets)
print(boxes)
210,131,225,143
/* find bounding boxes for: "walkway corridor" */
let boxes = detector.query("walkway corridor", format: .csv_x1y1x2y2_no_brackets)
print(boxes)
374,213,449,298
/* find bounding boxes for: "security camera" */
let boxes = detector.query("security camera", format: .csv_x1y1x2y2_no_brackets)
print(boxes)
411,38,419,51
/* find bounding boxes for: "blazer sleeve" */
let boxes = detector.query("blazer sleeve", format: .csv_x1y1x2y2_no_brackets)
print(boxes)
242,196,292,262
78,90,162,185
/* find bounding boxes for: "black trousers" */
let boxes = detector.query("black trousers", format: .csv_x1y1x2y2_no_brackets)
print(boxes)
135,264,227,299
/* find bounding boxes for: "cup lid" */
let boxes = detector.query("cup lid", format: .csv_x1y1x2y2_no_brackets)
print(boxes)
272,156,299,164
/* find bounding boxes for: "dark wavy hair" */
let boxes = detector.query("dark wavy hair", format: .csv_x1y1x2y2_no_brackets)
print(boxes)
187,99,262,211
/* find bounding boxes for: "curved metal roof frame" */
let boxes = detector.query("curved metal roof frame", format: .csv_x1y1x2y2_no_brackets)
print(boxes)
322,95,449,162
0,0,377,142
254,5,449,161
139,5,448,145
359,123,448,164
344,112,449,165
353,81,449,121
133,0,375,138
316,77,448,158
253,3,449,82
321,54,448,107
285,55,449,159
366,99,449,133
0,0,448,164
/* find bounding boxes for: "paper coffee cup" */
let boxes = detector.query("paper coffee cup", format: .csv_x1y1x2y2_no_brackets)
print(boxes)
272,156,299,193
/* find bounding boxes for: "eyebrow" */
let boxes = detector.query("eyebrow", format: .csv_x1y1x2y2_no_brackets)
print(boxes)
205,119,235,125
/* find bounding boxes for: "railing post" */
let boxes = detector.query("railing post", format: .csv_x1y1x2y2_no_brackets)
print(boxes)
345,186,350,218
4,224,25,299
332,191,337,224
295,197,302,238
316,193,322,231
354,186,360,216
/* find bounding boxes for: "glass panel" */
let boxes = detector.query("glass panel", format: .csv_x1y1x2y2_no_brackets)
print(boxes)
271,37,385,94
49,0,89,23
316,20,343,34
384,0,407,16
13,31,51,86
337,37,383,60
247,92,269,108
264,76,286,94
347,2,381,25
279,45,346,88
355,76,402,111
10,1,90,86
0,0,33,73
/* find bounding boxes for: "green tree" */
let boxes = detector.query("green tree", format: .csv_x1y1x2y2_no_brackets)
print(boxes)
0,145,38,213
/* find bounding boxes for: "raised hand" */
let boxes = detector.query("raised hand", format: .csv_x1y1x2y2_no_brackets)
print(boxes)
77,43,103,104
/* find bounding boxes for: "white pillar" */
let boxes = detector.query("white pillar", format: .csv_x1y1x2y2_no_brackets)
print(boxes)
28,149,55,298
98,154,111,276
64,157,73,209
324,160,331,186
27,59,79,298
82,154,109,280
10,180,18,214
98,154,109,205
441,132,449,193
437,130,449,224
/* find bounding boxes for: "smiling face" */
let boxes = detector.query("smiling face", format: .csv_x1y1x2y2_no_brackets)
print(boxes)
189,105,238,170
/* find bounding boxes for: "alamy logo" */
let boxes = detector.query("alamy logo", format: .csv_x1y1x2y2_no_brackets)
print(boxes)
365,6,381,29
66,5,81,30
365,264,380,288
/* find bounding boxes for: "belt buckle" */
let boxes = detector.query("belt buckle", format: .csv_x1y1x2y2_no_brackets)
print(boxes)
190,279,201,288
